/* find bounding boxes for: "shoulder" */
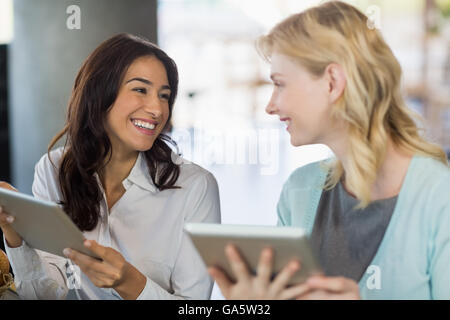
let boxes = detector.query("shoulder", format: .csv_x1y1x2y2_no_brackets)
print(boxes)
410,155,450,186
278,158,332,205
399,156,450,233
284,158,332,190
277,159,331,228
171,153,220,223
32,147,66,201
35,147,65,173
172,153,218,190
404,155,450,208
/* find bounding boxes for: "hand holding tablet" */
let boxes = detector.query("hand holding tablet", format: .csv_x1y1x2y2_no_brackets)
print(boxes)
0,186,100,260
185,223,323,299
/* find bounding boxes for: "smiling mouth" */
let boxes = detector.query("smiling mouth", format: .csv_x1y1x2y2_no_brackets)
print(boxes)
131,119,157,130
280,118,291,127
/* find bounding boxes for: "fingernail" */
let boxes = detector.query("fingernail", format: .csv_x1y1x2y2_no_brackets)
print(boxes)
6,216,14,223
84,240,91,247
63,248,71,257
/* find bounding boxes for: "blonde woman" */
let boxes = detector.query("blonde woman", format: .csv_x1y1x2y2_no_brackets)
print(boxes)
209,1,450,300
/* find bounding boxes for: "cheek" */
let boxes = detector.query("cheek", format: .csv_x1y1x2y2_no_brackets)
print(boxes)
105,107,118,130
162,105,171,124
272,90,291,113
111,96,141,122
107,106,128,130
279,89,304,118
296,86,329,118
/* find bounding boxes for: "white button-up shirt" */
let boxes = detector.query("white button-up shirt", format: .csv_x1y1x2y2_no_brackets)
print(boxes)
4,147,221,299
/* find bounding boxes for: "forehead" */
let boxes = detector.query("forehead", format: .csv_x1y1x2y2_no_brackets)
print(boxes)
270,53,305,76
125,56,169,83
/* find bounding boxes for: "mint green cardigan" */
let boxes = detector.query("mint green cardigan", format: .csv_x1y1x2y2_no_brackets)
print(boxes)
277,155,450,299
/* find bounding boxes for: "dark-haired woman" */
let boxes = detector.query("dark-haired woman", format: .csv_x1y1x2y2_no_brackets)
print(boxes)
0,34,221,300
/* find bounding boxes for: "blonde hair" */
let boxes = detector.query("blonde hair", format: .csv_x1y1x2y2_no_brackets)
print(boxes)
257,1,448,208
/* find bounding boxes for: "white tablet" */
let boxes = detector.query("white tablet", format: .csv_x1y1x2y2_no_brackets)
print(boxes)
0,188,101,260
184,223,322,286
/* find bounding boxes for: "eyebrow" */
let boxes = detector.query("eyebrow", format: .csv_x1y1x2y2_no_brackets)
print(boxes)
126,77,171,90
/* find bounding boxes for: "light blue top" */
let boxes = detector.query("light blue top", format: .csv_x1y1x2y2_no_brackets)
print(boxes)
277,155,450,299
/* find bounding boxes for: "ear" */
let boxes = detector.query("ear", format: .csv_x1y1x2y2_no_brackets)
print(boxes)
324,63,346,104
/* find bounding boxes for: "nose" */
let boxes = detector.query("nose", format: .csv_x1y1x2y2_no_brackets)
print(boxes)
265,94,278,115
143,92,165,119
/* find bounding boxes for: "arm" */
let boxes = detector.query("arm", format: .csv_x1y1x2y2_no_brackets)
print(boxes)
136,172,221,300
3,154,69,300
65,172,221,300
163,172,221,300
126,172,221,300
208,175,312,300
429,186,450,299
4,238,69,300
211,165,359,300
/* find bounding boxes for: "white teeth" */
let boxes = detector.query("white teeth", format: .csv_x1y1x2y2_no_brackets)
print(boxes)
133,120,156,130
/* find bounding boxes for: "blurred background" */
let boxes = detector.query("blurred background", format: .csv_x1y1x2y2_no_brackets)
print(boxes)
0,0,449,299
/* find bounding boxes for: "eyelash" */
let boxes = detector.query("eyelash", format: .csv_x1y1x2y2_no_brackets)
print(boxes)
133,88,147,94
133,88,170,100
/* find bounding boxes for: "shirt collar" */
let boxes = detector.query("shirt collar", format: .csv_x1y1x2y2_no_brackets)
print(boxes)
123,152,158,193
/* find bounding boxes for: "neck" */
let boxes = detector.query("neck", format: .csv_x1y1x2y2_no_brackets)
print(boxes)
326,134,413,200
99,148,139,192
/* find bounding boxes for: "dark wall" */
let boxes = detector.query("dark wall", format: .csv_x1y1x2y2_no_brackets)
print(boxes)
9,0,158,195
0,44,10,183
0,44,10,253
2,0,158,256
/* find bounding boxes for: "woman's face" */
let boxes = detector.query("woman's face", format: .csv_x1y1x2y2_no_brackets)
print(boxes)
265,53,336,147
105,56,171,155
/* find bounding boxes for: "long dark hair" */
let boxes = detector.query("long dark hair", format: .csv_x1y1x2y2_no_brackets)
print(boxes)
48,33,180,231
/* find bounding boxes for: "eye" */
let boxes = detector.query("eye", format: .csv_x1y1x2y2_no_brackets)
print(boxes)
133,88,147,94
160,93,170,101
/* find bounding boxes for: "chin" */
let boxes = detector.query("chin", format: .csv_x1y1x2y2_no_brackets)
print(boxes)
138,145,154,152
290,136,302,147
133,141,156,152
290,135,313,147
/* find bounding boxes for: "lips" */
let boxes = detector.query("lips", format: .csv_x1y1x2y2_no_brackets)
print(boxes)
280,117,291,130
131,118,158,125
130,118,158,136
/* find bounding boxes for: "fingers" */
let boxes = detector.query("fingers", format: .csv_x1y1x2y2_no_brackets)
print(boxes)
297,276,360,300
256,247,273,285
64,244,130,290
268,259,301,295
0,182,18,192
225,244,251,283
0,206,15,228
0,181,19,229
63,248,105,273
208,266,232,297
296,289,331,300
306,276,354,293
84,268,121,288
83,240,108,260
279,282,311,300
